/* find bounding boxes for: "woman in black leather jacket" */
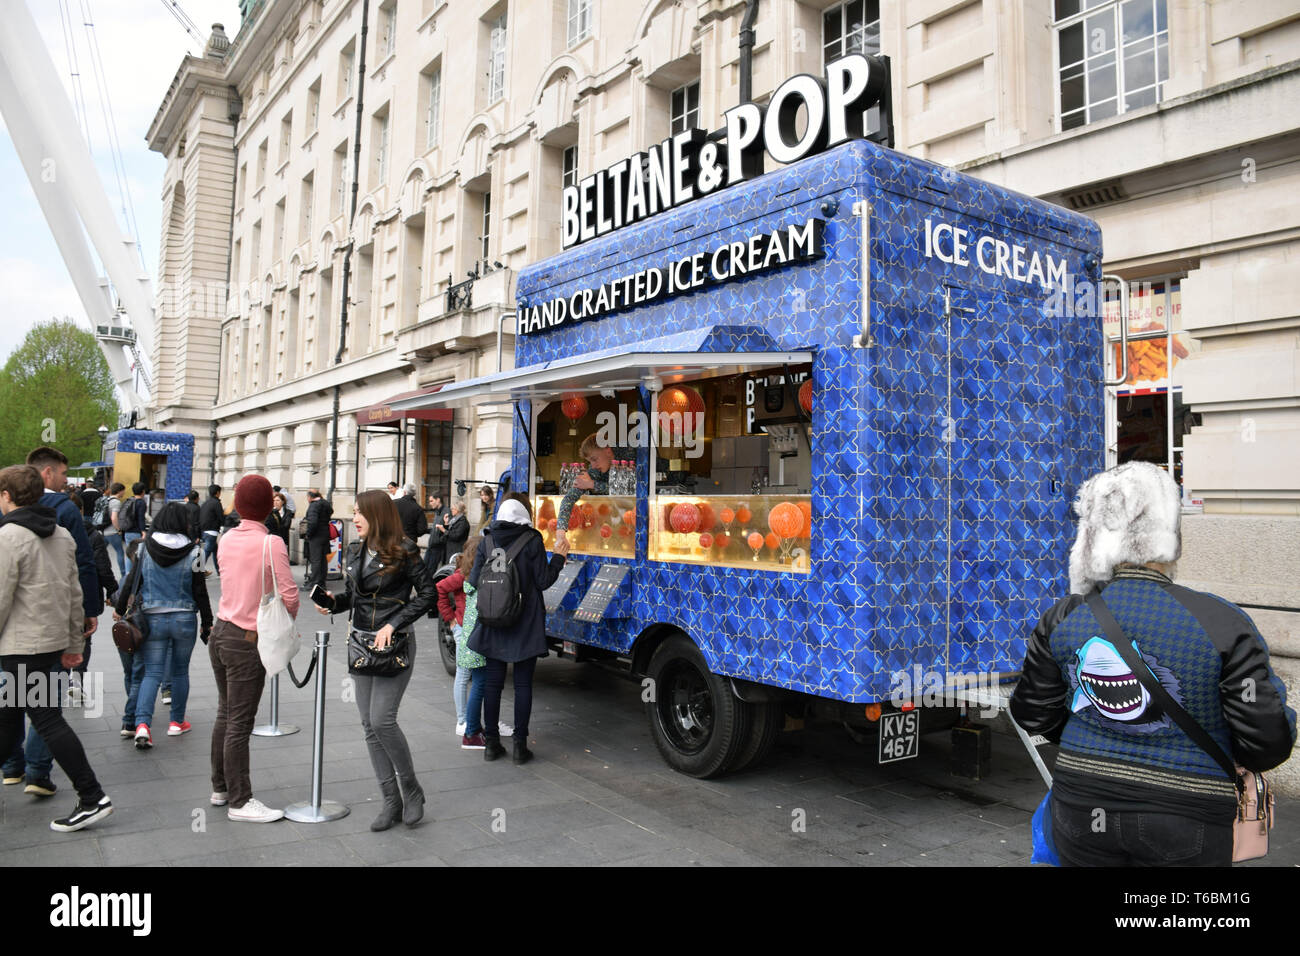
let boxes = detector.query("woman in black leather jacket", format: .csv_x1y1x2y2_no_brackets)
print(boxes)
315,489,437,831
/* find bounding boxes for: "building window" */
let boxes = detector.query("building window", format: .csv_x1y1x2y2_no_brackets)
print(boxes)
379,1,397,58
339,39,356,101
256,140,268,188
487,13,507,103
1056,0,1168,131
307,79,321,134
374,107,391,185
300,172,315,242
567,0,591,46
670,81,699,135
279,111,293,166
479,191,492,262
424,69,441,149
422,419,454,505
822,0,881,66
562,144,578,190
333,141,350,218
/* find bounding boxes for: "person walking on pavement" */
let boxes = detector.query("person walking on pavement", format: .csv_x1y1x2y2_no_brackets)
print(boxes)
314,490,437,831
120,482,148,576
265,492,291,548
101,482,127,576
184,490,201,543
423,493,450,573
303,489,332,592
113,502,213,748
467,493,569,765
393,482,428,546
0,465,113,832
209,475,299,823
198,484,224,574
443,501,470,564
1011,462,1296,867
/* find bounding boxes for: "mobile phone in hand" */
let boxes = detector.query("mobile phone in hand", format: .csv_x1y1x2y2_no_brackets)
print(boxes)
311,585,335,611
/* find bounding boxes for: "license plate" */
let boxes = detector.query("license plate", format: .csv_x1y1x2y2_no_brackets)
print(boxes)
879,711,919,763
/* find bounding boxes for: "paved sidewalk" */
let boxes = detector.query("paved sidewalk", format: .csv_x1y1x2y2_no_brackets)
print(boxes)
2,565,1297,867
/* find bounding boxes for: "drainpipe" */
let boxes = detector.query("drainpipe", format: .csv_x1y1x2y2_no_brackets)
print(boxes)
328,0,371,501
211,86,242,486
738,0,759,105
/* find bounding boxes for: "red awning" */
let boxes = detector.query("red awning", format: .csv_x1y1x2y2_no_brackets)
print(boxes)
355,385,453,426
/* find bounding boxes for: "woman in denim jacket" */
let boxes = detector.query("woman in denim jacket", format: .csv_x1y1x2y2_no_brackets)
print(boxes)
113,502,212,749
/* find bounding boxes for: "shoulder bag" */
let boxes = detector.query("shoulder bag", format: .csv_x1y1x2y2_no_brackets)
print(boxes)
1085,592,1274,862
257,534,302,677
110,561,149,654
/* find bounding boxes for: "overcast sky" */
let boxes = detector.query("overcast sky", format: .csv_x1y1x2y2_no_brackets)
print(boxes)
0,0,241,365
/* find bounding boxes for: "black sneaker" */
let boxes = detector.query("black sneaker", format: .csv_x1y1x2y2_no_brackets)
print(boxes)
50,795,113,832
24,777,57,797
161,687,172,705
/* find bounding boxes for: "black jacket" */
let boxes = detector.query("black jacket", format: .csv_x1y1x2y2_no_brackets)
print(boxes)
331,539,437,634
199,496,224,534
394,495,428,544
443,513,470,556
304,497,333,540
265,510,291,546
184,500,201,541
1011,567,1295,821
88,529,118,601
466,519,564,663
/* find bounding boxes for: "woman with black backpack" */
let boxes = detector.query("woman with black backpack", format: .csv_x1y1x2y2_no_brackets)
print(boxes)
466,492,568,764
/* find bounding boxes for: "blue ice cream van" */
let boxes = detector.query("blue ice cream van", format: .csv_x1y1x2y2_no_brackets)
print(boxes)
398,57,1109,778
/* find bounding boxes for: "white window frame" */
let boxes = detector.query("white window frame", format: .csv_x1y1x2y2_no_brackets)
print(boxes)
487,13,507,104
340,40,356,101
567,0,591,46
425,69,442,149
821,0,882,69
380,1,397,58
669,81,699,135
479,191,492,263
562,144,578,190
376,111,391,184
307,79,321,134
1053,0,1169,133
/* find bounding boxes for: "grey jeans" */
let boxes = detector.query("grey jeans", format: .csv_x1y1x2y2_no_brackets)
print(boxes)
352,635,416,784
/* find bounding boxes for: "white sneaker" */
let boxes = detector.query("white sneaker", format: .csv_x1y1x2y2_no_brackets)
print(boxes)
210,791,228,806
498,721,514,737
455,721,466,736
228,797,284,823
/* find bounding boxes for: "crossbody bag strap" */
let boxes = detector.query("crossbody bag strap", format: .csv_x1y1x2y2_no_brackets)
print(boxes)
262,534,278,599
1084,591,1239,785
504,530,534,563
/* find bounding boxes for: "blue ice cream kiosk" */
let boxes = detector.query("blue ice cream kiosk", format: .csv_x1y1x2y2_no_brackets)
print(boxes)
395,55,1107,778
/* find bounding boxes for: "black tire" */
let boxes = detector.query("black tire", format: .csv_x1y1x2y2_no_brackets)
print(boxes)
437,617,457,676
645,635,751,778
727,700,783,773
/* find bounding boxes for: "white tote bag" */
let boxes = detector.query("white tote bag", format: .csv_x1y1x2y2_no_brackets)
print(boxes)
257,535,301,677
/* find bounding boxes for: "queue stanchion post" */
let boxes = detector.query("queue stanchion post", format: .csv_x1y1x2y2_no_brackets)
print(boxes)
251,672,299,736
285,630,349,823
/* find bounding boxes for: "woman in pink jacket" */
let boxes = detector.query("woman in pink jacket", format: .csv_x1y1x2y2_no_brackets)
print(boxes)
209,475,299,823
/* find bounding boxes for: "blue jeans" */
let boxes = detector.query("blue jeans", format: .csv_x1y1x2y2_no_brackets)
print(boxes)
135,612,197,728
201,533,219,574
465,667,487,736
119,647,147,729
2,716,53,780
106,533,126,577
123,531,143,576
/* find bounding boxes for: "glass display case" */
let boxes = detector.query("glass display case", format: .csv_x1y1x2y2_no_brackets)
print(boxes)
533,494,636,558
650,494,811,573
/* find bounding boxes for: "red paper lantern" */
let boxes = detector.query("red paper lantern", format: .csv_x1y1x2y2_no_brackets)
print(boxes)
714,532,730,549
797,500,812,538
798,379,812,414
658,386,705,440
538,498,556,520
547,518,558,533
536,519,548,532
561,394,588,422
764,532,781,551
746,531,765,551
617,524,632,537
621,509,636,527
696,502,717,531
597,502,611,516
735,505,752,525
768,502,803,540
699,532,714,549
669,503,701,534
719,507,735,525
599,525,613,539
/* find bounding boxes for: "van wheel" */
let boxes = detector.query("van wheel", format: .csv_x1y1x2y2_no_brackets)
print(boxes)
727,701,784,773
437,618,457,676
645,636,751,778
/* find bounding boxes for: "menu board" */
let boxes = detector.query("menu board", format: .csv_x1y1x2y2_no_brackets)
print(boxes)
573,564,631,623
543,560,585,613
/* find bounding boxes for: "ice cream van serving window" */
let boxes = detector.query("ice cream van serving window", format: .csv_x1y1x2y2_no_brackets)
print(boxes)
650,365,812,574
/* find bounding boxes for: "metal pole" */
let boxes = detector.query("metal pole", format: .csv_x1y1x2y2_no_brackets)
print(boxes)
252,673,299,736
285,631,349,823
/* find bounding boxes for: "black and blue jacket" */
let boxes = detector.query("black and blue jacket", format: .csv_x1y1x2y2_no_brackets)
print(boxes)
1011,566,1295,822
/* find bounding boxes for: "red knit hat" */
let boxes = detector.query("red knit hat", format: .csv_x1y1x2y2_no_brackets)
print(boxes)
233,474,273,522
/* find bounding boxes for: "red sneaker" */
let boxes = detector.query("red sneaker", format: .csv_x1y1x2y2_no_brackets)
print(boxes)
167,721,192,736
461,732,486,750
134,724,152,749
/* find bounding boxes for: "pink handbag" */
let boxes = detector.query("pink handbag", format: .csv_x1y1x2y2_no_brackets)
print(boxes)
1233,770,1274,863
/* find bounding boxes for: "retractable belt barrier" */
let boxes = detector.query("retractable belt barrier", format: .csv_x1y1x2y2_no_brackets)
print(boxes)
284,630,350,823
251,673,299,737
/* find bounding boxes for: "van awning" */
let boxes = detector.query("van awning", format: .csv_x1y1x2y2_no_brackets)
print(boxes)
387,326,813,411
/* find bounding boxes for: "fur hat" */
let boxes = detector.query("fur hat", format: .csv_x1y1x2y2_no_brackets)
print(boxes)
1068,461,1182,594
233,474,274,523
